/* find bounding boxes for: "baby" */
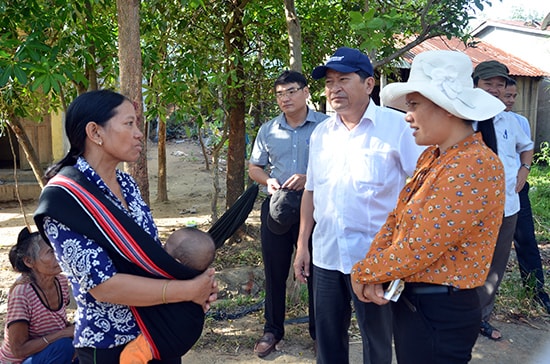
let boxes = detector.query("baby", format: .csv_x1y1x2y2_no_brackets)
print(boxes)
164,227,216,273
120,227,216,364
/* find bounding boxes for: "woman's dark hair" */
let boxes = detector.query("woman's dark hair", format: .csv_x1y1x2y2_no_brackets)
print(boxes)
44,90,129,180
9,227,41,274
477,118,498,154
471,78,499,154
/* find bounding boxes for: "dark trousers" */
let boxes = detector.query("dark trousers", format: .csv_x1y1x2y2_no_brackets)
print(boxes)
260,198,315,341
514,182,549,301
393,285,480,364
312,265,392,364
477,214,517,321
77,346,180,364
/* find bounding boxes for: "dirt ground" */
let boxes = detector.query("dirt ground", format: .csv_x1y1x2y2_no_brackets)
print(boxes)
1,139,550,364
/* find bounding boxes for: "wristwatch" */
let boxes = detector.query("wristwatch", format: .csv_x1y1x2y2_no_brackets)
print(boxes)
521,163,531,171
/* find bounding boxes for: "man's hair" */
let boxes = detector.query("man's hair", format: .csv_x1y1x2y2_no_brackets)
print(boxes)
274,70,307,89
506,78,517,87
356,70,372,81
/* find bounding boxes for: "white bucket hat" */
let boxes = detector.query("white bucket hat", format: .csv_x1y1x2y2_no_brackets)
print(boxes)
381,50,505,120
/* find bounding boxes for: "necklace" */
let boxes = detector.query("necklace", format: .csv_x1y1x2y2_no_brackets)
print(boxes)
32,277,62,310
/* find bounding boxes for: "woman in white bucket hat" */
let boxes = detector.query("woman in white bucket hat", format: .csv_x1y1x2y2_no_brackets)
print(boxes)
351,50,506,364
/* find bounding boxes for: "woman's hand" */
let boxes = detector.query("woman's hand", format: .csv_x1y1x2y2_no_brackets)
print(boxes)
59,323,75,339
9,322,75,358
351,280,389,306
187,268,218,312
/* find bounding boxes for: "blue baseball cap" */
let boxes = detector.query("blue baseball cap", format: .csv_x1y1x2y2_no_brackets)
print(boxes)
311,47,374,80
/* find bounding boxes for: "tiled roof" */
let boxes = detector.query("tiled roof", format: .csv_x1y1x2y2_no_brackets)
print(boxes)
402,36,548,77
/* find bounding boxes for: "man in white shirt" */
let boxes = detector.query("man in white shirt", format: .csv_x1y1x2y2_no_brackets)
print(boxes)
473,61,534,341
501,79,550,314
293,47,423,364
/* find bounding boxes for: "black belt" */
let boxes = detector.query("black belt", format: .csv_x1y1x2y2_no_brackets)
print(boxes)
407,283,461,295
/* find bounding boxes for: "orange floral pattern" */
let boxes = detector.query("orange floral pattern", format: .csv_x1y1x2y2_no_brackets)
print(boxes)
352,133,505,289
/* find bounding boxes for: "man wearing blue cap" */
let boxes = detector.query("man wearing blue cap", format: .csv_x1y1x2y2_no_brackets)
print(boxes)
293,47,423,363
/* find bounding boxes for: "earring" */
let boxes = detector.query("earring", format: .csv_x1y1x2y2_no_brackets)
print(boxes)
98,140,103,146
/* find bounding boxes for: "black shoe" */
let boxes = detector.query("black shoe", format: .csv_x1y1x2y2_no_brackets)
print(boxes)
539,298,550,314
535,293,550,314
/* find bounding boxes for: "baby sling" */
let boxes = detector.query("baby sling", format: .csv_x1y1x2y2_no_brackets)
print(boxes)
34,166,204,360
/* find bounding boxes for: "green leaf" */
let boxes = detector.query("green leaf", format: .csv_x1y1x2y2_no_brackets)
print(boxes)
31,74,47,92
13,65,28,84
0,66,13,86
366,18,386,29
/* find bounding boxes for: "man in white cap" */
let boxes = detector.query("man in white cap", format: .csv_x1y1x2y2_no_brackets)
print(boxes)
473,60,534,341
293,47,423,364
350,49,506,364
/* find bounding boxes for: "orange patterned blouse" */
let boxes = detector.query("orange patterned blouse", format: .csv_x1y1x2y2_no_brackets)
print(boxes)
351,133,505,289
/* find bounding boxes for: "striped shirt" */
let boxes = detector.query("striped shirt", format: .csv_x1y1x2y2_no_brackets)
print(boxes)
0,275,70,363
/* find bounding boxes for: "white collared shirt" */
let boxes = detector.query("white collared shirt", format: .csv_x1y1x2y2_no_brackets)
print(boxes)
492,111,533,216
305,100,424,273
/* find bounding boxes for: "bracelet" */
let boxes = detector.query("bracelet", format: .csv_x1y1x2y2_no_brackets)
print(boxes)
521,163,531,171
162,280,171,304
42,336,50,345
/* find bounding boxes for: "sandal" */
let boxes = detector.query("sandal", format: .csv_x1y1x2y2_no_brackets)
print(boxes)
480,320,502,341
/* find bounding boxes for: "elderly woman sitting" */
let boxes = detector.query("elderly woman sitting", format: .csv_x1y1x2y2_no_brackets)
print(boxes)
0,227,76,364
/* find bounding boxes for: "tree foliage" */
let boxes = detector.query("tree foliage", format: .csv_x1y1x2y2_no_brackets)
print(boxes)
0,0,118,186
350,0,490,69
1,0,494,209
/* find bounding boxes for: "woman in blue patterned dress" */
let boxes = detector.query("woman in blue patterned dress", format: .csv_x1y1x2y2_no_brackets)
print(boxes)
33,90,218,364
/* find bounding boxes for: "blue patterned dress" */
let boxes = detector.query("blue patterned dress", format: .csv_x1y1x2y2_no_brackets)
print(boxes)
40,157,161,349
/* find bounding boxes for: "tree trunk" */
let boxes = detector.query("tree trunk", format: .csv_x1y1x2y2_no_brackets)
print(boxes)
223,1,248,208
117,0,149,204
283,0,304,306
84,0,98,91
211,146,221,223
156,114,168,202
5,115,45,189
284,0,302,72
197,125,210,171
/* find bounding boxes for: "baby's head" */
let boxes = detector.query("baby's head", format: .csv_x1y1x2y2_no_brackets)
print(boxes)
165,228,215,272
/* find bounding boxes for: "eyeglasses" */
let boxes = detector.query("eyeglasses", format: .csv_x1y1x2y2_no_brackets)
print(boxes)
275,86,305,99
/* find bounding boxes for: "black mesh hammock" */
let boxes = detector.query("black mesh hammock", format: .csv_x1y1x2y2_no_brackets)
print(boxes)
208,183,259,249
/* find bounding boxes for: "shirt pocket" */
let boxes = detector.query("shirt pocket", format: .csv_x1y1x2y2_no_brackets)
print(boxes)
350,151,388,188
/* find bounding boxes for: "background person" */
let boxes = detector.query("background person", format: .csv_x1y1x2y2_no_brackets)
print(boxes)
351,50,506,364
473,61,534,341
249,70,328,358
293,47,423,364
501,79,550,313
33,90,218,364
0,227,76,364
